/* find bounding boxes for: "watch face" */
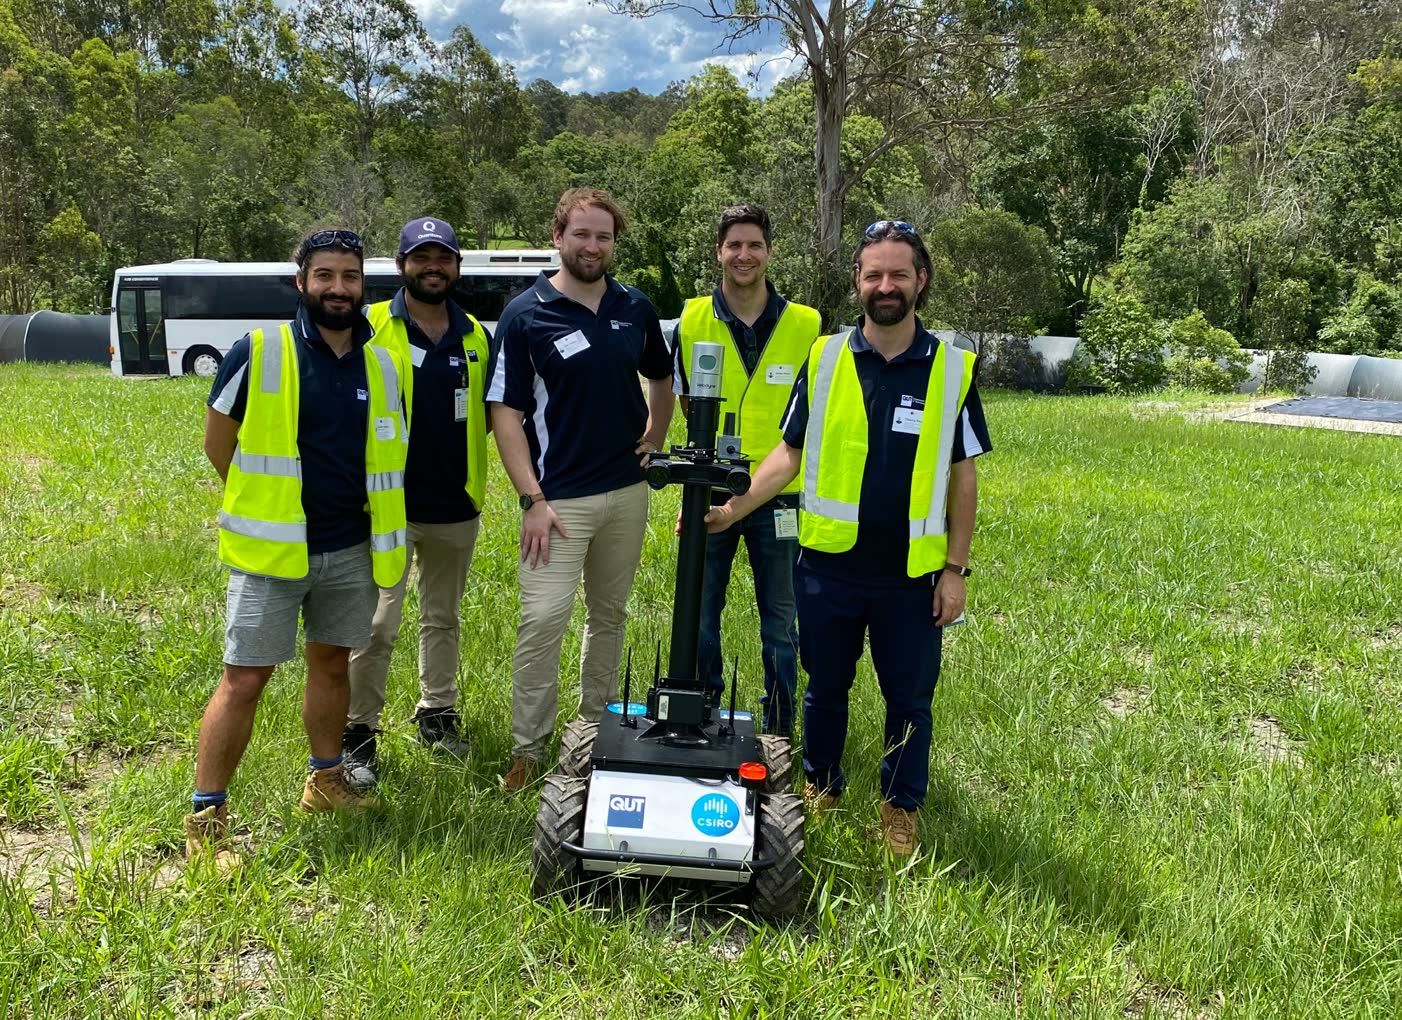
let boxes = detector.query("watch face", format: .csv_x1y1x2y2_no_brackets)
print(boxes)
519,493,533,510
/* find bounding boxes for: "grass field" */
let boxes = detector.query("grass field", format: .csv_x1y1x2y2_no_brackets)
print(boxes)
1,364,1400,1018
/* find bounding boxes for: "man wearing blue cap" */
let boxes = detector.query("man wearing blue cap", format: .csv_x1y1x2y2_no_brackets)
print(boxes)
343,217,492,788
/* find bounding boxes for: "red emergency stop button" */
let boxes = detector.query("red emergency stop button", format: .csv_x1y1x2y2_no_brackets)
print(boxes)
739,762,768,783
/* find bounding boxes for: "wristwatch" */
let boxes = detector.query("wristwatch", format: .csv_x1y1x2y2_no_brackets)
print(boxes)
518,491,544,511
943,562,972,578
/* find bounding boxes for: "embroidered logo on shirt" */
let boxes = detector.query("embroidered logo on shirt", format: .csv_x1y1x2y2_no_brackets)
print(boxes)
610,320,630,331
356,389,369,401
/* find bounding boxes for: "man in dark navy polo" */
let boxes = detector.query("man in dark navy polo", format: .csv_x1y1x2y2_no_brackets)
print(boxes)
486,187,674,793
344,217,494,788
188,228,388,865
706,220,991,856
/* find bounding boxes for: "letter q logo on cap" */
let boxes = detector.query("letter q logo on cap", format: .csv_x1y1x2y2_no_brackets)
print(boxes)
422,219,437,233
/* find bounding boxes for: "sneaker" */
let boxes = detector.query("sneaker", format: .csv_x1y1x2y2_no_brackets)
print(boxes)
183,803,240,873
803,781,840,812
879,801,918,856
342,724,378,791
415,707,470,759
300,764,381,813
502,755,537,795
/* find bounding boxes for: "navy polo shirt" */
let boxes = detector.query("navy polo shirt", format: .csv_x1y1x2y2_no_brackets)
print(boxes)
391,289,491,523
207,304,377,555
780,318,991,587
486,271,672,501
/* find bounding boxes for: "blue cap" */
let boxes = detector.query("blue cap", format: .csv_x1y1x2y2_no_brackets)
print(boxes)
398,216,459,256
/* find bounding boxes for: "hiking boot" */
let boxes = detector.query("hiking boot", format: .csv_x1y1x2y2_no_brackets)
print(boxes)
803,781,840,812
502,755,537,795
879,801,918,856
300,764,381,813
342,723,378,791
183,803,240,873
415,707,470,759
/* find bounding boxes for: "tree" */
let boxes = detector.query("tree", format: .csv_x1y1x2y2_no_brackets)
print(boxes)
1065,289,1167,393
926,207,1059,347
609,0,1196,327
296,0,431,160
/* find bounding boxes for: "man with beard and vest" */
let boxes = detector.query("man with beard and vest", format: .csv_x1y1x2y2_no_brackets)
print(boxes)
342,217,491,788
186,228,408,869
672,204,819,738
705,220,991,857
487,187,674,794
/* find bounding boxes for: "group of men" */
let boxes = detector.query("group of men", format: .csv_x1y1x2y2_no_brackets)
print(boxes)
184,187,990,872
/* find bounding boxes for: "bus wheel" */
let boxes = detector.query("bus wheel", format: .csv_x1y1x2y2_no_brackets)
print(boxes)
184,346,222,377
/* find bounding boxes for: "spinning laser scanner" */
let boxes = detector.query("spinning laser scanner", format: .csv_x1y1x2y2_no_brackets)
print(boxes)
530,342,807,917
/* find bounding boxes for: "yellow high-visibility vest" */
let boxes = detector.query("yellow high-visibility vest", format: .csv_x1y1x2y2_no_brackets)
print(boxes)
217,323,409,587
796,332,976,576
677,294,820,494
365,300,490,509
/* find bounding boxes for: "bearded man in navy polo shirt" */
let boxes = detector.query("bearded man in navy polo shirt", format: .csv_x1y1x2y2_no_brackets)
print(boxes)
487,187,675,794
706,221,991,856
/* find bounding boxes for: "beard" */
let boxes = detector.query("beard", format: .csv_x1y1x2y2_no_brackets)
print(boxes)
864,290,911,327
303,290,360,330
561,247,609,284
405,271,453,304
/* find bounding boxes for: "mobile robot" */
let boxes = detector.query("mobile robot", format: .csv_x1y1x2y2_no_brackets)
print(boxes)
530,341,807,918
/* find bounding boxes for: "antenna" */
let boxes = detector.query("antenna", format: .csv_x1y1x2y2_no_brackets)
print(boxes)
720,657,739,737
620,646,633,728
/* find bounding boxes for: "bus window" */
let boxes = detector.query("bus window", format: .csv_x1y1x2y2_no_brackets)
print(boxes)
117,288,142,364
142,289,167,363
455,275,535,321
164,275,299,319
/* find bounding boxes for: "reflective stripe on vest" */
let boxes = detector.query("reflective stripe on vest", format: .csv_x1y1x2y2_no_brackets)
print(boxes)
797,333,975,576
678,295,819,495
218,510,307,544
230,449,301,479
364,299,489,509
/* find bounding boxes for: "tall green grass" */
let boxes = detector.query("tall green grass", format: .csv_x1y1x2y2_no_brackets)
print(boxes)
0,364,1399,1017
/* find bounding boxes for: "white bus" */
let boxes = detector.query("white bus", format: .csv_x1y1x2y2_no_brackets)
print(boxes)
109,250,559,376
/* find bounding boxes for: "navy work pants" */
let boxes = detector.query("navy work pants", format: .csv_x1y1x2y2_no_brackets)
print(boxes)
796,560,943,810
699,505,800,736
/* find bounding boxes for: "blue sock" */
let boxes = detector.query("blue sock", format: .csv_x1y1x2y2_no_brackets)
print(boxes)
309,754,343,772
192,790,227,812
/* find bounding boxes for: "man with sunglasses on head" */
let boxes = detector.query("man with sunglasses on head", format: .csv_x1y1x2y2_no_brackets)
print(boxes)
342,218,492,789
705,220,990,857
673,203,819,739
185,228,409,869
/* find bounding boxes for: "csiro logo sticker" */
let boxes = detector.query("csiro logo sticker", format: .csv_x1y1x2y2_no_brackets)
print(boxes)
691,793,739,836
608,795,646,828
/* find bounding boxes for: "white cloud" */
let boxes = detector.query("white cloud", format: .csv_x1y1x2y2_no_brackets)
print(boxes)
416,0,796,95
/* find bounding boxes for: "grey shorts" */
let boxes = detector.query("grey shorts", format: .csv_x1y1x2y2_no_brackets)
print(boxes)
224,542,379,666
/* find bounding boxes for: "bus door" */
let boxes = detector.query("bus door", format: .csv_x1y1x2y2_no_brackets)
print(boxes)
116,282,170,375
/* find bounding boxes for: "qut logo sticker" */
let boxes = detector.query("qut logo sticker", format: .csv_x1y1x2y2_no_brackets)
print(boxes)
691,793,739,836
607,794,646,828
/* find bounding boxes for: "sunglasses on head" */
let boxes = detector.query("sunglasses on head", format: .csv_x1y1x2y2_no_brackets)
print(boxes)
304,229,364,258
864,220,917,238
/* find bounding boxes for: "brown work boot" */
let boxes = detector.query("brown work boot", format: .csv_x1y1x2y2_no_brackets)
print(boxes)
183,803,240,873
879,801,918,856
502,755,537,795
803,781,840,812
300,764,381,813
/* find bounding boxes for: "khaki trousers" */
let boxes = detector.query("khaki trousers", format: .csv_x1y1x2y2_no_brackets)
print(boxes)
511,481,649,760
347,518,481,728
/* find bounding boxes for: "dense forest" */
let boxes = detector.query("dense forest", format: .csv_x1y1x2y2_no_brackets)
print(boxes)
1,0,1398,359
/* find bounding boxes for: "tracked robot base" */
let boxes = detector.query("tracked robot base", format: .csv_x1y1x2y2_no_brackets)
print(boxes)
530,341,806,919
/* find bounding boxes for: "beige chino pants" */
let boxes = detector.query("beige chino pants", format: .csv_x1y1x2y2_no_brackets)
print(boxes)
511,481,649,760
348,518,481,728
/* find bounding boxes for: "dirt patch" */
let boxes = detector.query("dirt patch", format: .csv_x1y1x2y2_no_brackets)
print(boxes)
179,944,278,1008
0,575,46,611
1244,714,1303,768
1123,958,1222,1018
1367,624,1402,651
1102,688,1150,719
0,824,88,915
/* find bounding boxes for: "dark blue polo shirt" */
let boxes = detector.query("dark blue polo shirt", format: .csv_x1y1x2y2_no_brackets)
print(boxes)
485,271,672,501
780,318,991,587
392,289,491,523
207,304,377,555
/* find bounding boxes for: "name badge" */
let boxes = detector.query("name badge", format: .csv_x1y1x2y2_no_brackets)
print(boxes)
892,406,923,434
554,330,590,359
454,388,468,422
448,356,461,367
374,414,397,441
766,364,796,386
409,346,427,368
356,388,369,401
773,507,798,540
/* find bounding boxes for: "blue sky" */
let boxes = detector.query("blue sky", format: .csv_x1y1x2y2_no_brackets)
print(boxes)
409,0,798,94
